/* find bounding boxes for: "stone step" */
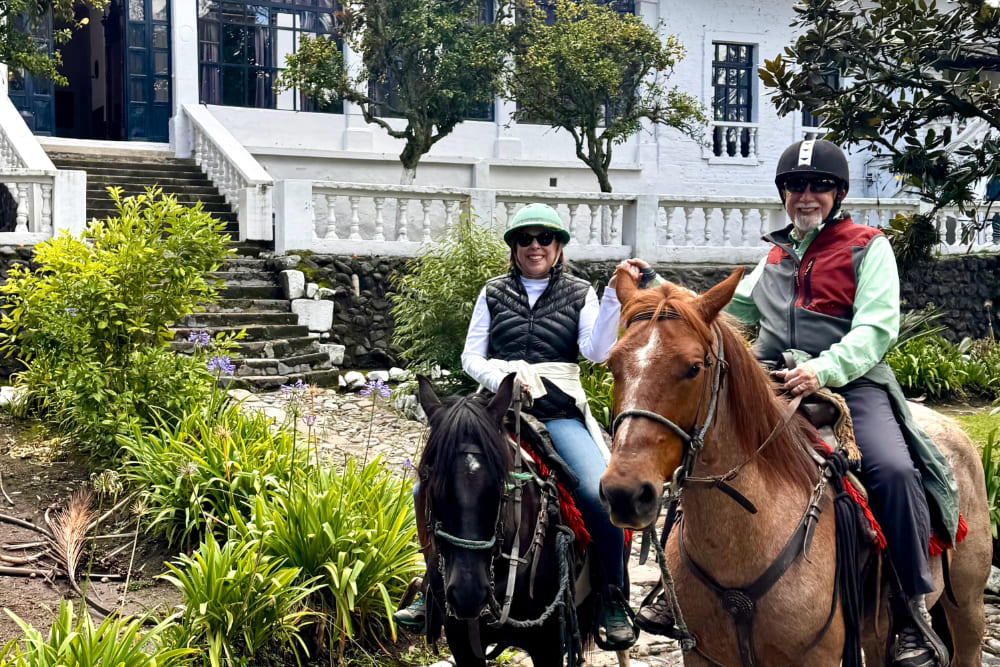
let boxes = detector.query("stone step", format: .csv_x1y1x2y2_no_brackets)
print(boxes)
225,368,341,391
170,335,321,359
180,311,298,327
86,184,224,198
173,323,310,342
220,283,284,299
86,191,228,206
209,270,277,284
229,242,271,258
221,258,268,272
86,196,230,209
237,352,333,377
207,298,290,313
50,159,206,177
86,175,217,188
85,205,238,220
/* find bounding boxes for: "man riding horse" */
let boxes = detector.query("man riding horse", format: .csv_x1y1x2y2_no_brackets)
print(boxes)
636,139,960,667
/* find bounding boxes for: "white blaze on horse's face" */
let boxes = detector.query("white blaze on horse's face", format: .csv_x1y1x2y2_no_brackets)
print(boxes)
464,452,482,474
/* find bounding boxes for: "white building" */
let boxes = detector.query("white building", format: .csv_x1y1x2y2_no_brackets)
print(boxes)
0,0,992,260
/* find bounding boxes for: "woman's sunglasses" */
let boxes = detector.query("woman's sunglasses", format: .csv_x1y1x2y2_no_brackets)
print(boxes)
514,230,557,247
782,176,840,194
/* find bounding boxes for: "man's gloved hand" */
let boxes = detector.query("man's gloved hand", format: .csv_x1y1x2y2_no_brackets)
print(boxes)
772,365,820,397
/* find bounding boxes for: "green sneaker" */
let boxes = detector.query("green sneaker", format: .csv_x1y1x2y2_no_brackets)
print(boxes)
595,595,637,651
393,591,426,631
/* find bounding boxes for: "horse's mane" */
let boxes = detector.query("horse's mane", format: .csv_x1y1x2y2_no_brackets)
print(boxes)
419,393,514,510
622,284,819,492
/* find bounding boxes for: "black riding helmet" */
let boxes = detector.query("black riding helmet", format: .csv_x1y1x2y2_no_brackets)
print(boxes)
775,139,850,221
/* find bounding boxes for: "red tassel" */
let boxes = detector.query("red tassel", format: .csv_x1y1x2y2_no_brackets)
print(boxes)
526,447,592,552
843,477,887,551
929,513,968,557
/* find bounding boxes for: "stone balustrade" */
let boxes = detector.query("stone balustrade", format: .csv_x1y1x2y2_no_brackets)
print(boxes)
707,121,759,160
182,104,273,242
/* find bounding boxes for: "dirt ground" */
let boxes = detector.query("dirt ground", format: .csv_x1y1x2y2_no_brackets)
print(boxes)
0,416,180,646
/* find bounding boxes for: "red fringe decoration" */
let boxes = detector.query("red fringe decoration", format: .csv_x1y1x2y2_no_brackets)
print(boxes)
525,448,592,552
929,513,968,557
843,477,887,551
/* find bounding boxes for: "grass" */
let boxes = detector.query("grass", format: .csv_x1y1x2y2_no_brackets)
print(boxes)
955,413,1000,446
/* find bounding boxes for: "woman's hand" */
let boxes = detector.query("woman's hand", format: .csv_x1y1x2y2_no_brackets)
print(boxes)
772,365,820,397
609,258,647,288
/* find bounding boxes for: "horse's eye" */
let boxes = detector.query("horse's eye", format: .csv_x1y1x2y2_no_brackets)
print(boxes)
685,364,701,379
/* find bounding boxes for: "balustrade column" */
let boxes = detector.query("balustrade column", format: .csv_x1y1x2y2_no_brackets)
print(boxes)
15,183,29,232
349,196,362,240
373,197,385,241
660,205,676,245
420,200,433,242
41,184,53,236
738,208,751,245
325,194,339,239
721,207,734,246
683,206,696,245
396,199,409,241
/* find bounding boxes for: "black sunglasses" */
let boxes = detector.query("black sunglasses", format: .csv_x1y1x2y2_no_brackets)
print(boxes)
782,176,840,194
514,230,557,247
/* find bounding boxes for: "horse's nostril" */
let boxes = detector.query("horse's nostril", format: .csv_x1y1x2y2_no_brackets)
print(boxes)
636,482,657,509
598,481,609,505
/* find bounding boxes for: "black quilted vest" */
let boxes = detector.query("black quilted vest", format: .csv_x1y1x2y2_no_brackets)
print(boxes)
484,271,590,364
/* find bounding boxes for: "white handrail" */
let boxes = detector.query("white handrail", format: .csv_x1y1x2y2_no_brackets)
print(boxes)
0,96,56,171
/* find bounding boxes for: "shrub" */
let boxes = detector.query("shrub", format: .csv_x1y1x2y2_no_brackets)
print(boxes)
886,335,969,399
120,400,308,549
390,213,508,374
160,532,319,667
0,600,193,666
249,458,423,654
0,187,232,458
580,360,614,430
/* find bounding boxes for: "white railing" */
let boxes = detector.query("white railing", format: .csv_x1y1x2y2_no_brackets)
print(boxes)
181,104,273,242
272,183,998,261
0,96,86,243
707,121,760,160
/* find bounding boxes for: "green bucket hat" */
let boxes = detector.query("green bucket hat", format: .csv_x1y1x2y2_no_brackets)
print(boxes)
503,203,571,245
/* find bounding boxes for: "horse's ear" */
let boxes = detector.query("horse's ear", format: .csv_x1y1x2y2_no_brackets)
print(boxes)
487,373,517,426
697,267,745,323
416,375,443,420
612,265,638,307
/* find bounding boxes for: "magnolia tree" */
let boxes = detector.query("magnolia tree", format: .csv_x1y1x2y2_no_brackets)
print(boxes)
2,0,107,83
761,0,1000,262
507,0,706,192
278,0,508,184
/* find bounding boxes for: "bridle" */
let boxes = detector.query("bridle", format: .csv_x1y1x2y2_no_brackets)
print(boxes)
611,310,731,503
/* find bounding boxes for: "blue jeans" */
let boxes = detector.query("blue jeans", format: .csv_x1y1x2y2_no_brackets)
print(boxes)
545,417,625,588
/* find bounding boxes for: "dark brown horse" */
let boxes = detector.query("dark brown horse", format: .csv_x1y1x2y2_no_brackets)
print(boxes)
598,269,991,666
415,375,629,667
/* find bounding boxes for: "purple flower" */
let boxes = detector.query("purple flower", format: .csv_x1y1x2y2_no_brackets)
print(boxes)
360,378,391,400
65,307,77,317
188,330,211,347
280,379,308,394
404,458,413,471
302,414,317,427
207,355,236,375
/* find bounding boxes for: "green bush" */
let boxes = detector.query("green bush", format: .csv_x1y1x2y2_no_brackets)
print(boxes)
981,430,1000,541
0,600,193,666
390,214,508,373
120,400,308,549
249,458,423,654
886,335,969,398
160,532,318,667
580,360,614,430
0,187,232,458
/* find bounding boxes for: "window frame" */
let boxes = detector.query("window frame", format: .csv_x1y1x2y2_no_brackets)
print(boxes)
702,32,761,164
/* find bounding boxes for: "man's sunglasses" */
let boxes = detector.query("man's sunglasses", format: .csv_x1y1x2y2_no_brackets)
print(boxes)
514,230,557,247
782,176,840,194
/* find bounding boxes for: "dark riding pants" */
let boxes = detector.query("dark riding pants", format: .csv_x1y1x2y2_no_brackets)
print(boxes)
834,380,934,597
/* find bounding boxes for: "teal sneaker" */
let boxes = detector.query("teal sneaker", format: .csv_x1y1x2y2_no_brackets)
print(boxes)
595,594,638,651
393,591,427,631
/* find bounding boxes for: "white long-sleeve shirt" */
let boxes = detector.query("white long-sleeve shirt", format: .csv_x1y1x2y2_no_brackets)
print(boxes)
461,275,622,392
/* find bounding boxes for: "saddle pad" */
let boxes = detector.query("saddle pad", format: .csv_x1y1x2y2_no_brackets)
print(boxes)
520,443,592,552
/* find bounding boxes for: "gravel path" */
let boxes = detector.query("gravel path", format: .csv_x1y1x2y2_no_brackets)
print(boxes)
233,386,1000,666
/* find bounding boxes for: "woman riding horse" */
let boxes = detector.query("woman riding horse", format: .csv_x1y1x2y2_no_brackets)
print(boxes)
396,203,644,651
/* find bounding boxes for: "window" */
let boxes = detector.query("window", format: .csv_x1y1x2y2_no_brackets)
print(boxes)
711,42,754,157
197,0,342,112
801,71,839,129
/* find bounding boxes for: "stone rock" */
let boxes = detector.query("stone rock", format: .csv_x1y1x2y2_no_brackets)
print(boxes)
291,299,334,332
366,370,390,383
320,343,345,366
342,371,366,391
388,366,410,382
317,287,336,300
306,282,318,298
226,389,255,403
338,374,347,388
393,393,426,422
280,270,305,299
272,254,301,271
0,386,23,406
988,566,1000,595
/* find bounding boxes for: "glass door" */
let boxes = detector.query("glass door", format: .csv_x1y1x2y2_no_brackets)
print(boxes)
124,0,171,141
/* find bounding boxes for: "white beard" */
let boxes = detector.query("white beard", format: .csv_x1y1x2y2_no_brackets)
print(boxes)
792,210,823,234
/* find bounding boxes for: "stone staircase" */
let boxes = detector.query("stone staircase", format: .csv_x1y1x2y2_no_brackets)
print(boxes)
45,146,339,390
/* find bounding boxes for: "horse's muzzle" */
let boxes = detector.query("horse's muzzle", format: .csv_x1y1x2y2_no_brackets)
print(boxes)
598,477,660,530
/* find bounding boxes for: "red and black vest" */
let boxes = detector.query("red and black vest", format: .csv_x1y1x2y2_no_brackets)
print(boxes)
751,218,884,363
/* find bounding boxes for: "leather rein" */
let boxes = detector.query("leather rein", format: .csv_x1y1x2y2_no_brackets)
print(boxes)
612,309,836,667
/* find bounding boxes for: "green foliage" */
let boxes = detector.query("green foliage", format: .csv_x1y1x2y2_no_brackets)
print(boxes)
250,458,423,652
120,399,308,549
0,600,192,667
1,1,107,85
0,188,232,458
160,532,319,667
880,212,940,274
277,0,508,177
887,335,969,398
897,304,947,347
980,430,1000,540
508,0,705,192
390,214,508,372
760,0,1000,249
580,360,614,430
956,412,1000,446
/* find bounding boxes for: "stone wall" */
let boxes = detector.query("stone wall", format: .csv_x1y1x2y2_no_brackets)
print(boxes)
899,254,1000,342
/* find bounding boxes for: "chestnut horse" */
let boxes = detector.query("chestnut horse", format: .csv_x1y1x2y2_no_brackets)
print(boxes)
598,269,991,666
